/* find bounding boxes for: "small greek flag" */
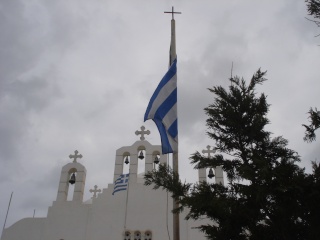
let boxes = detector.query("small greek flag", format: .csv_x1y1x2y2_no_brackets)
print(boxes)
112,173,129,195
144,59,178,154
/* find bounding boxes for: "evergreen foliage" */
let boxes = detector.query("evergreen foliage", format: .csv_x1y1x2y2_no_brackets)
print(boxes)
306,0,320,24
145,70,320,240
303,108,320,142
305,0,320,36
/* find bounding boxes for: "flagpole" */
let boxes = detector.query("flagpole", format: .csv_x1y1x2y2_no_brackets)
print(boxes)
2,192,13,238
166,7,181,240
172,152,180,240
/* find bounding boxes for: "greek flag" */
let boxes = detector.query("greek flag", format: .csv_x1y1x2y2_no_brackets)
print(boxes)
112,173,129,195
144,58,178,154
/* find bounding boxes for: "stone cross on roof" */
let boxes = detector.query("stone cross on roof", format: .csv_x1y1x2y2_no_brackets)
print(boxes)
89,185,101,199
202,145,215,158
69,150,83,163
135,126,150,141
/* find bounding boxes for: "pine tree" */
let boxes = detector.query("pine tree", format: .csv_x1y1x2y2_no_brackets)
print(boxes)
303,108,320,142
302,107,320,239
305,0,320,38
145,70,315,239
306,0,320,26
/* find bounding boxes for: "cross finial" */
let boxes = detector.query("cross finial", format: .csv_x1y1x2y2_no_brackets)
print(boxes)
202,145,215,158
69,150,83,163
164,6,181,20
89,185,101,199
135,126,150,141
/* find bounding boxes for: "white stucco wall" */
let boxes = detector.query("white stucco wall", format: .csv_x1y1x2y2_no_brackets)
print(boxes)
1,137,214,240
2,181,210,240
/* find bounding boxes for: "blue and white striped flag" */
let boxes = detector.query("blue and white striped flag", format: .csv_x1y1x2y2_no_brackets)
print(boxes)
144,58,178,154
112,173,129,195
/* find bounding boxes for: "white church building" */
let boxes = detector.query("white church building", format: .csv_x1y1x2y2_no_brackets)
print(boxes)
1,126,223,240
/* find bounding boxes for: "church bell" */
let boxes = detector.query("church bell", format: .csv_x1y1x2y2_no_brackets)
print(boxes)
124,156,129,165
69,173,76,185
208,168,214,179
154,155,160,164
138,151,144,160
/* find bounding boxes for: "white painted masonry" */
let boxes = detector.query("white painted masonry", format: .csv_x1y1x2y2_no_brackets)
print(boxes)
1,126,220,240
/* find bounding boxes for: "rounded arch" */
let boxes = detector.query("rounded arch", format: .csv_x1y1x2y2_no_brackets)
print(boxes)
152,150,160,156
56,162,87,202
123,151,131,157
124,231,131,240
137,145,146,151
68,168,77,174
134,231,141,240
144,231,152,240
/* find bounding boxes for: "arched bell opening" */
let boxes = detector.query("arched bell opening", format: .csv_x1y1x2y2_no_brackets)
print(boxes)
152,151,160,170
206,168,216,184
56,161,86,202
123,152,130,174
67,168,77,201
137,146,146,175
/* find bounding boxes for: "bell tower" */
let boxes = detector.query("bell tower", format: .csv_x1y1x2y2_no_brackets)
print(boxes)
113,126,166,183
56,150,87,202
198,146,224,185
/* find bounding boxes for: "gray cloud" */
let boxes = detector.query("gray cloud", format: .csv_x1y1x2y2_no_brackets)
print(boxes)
1,0,319,236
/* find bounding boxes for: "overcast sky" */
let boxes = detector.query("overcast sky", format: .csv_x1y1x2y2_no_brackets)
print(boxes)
0,0,319,234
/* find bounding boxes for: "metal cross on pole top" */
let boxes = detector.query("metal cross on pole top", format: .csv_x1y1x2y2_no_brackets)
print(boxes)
135,126,150,141
164,6,181,20
202,145,215,157
89,185,101,199
69,150,83,163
